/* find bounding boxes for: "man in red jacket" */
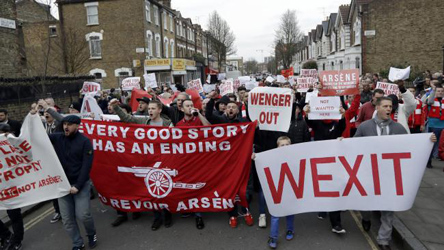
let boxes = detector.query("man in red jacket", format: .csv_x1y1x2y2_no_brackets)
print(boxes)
407,87,426,134
356,89,385,126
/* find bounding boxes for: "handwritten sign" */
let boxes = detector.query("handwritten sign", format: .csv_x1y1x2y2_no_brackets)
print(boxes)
296,77,317,92
376,82,400,96
121,77,141,91
308,96,341,120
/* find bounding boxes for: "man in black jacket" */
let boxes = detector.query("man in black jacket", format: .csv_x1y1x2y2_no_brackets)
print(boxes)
0,109,21,137
49,115,97,250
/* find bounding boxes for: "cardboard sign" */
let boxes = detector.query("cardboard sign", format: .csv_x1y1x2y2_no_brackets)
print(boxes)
389,66,410,82
143,73,158,89
121,77,141,91
0,114,71,209
297,77,317,93
248,87,293,132
376,82,400,96
255,133,433,217
300,69,318,78
319,69,359,96
81,82,101,95
220,80,234,96
305,90,318,103
203,84,216,93
187,79,204,93
276,75,286,83
308,96,341,120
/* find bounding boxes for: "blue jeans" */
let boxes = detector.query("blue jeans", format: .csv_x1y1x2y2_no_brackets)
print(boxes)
429,127,443,158
270,215,294,239
58,180,96,248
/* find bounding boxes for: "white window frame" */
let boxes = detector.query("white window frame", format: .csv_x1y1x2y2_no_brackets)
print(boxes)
354,19,361,46
114,68,133,77
146,30,153,57
163,11,167,30
49,25,57,37
155,33,161,58
154,6,159,26
340,27,345,50
84,2,99,26
164,37,169,58
169,14,173,32
145,1,151,22
85,32,103,59
170,39,175,58
331,32,336,53
89,68,107,78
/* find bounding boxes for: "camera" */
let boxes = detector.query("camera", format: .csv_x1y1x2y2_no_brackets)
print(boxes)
192,110,199,116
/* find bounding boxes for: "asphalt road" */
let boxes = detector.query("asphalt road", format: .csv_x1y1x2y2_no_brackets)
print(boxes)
18,196,402,250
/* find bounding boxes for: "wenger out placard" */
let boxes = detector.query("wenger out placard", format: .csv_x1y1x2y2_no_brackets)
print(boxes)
248,87,293,132
319,69,359,96
255,133,433,217
81,121,256,213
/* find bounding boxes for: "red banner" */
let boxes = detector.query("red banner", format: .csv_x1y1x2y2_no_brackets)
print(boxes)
80,121,256,213
281,67,294,78
319,69,360,96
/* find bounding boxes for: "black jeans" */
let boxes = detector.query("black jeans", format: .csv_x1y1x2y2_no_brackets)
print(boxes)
0,209,24,244
319,211,342,228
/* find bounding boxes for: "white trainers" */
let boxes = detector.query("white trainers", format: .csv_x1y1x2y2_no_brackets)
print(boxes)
259,214,267,228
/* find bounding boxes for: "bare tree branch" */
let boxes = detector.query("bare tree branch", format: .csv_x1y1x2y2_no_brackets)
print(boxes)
274,10,302,69
207,11,236,71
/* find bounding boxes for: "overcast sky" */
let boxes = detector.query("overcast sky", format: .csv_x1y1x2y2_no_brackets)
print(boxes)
39,0,350,62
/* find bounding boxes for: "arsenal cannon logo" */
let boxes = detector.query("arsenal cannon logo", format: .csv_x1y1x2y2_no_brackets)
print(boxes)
117,162,206,198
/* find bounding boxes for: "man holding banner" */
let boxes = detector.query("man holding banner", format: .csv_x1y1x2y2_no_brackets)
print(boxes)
355,96,437,250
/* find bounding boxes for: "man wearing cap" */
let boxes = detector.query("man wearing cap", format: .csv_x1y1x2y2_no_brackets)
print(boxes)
48,115,97,250
69,102,82,114
135,97,151,115
0,124,24,250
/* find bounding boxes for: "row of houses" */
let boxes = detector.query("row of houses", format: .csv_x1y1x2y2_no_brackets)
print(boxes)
293,0,444,76
0,0,227,88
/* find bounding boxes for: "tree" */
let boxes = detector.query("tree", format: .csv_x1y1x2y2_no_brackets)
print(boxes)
244,59,258,74
267,57,277,75
54,27,90,75
274,10,302,69
302,60,318,70
207,11,236,71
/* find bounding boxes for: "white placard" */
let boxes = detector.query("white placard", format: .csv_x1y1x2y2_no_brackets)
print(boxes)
121,77,141,91
0,114,71,209
297,77,317,92
80,94,103,121
305,90,318,103
388,66,410,82
300,69,318,78
238,76,251,84
308,96,341,120
217,73,226,81
376,82,400,96
276,75,286,83
81,82,101,95
266,76,275,83
220,80,234,96
101,114,120,121
143,73,157,89
288,76,296,86
248,87,293,132
187,79,204,93
245,81,259,90
203,84,216,93
255,133,433,217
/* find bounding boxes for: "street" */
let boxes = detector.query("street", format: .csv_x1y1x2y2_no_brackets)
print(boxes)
19,195,402,250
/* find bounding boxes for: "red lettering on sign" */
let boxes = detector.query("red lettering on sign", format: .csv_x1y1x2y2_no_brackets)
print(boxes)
264,161,306,204
382,152,411,196
339,155,367,196
371,154,381,195
310,157,340,197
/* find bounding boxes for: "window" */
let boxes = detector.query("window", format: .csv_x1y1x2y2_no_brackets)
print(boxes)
354,19,361,46
340,27,345,50
169,14,173,32
89,68,107,78
85,32,102,59
176,23,180,33
85,2,99,25
154,6,159,26
49,25,57,37
155,34,160,57
164,38,169,58
331,32,336,53
146,31,153,56
163,11,167,30
170,39,175,58
145,1,151,22
356,57,360,69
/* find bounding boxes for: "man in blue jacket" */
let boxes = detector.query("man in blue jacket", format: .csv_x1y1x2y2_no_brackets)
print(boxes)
49,115,97,250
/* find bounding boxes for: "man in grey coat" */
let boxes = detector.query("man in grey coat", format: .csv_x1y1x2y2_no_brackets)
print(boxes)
354,96,436,250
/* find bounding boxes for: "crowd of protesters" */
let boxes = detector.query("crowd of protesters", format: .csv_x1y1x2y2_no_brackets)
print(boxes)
0,69,442,250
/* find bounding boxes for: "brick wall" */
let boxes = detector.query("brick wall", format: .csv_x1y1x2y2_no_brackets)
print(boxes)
363,0,444,74
16,0,56,23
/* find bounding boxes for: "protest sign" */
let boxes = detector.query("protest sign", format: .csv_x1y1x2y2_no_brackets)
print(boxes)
81,82,101,95
389,66,410,82
266,76,275,83
220,80,234,96
217,73,226,81
300,69,318,78
305,90,318,103
203,84,216,93
288,76,296,86
238,76,251,84
187,79,204,93
296,77,317,92
248,87,293,132
143,74,157,89
308,96,341,120
80,121,256,212
81,94,103,120
233,80,241,91
101,114,120,122
276,75,286,83
121,77,141,91
376,82,400,96
319,69,359,96
245,81,259,91
0,114,71,209
255,133,433,217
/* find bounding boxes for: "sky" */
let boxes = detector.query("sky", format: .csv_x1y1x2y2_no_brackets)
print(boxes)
38,0,349,62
